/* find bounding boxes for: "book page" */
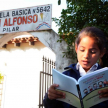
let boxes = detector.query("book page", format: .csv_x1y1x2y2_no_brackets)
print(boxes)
78,67,108,108
52,69,81,108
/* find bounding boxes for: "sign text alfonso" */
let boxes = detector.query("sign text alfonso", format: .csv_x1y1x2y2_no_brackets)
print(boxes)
0,4,52,34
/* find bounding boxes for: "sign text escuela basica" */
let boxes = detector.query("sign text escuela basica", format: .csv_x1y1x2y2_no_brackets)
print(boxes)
0,4,52,34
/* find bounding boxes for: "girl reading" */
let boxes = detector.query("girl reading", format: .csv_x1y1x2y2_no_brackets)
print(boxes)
43,27,108,108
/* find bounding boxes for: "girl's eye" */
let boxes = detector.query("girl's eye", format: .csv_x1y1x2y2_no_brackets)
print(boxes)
80,49,84,52
90,50,96,54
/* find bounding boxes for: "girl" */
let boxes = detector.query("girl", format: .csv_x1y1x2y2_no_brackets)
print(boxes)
43,27,108,108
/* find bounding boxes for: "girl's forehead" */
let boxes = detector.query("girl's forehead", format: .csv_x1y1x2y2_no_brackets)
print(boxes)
79,33,96,42
77,36,100,50
79,36,97,46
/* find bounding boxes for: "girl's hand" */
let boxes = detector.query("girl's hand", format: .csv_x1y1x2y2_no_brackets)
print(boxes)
48,84,65,100
98,81,108,98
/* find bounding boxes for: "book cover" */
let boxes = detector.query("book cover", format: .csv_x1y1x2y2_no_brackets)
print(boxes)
52,67,108,108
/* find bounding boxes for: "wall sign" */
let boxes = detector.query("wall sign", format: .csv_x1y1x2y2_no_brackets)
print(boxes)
0,4,52,34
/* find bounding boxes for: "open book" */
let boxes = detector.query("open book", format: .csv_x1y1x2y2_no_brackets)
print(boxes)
52,67,108,108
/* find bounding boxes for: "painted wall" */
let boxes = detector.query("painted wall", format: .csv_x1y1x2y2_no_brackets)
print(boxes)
0,29,75,108
0,30,74,72
0,41,55,108
30,30,74,72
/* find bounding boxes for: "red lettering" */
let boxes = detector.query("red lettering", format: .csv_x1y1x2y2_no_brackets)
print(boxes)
4,19,8,26
22,16,27,24
9,18,13,26
3,14,38,27
13,17,17,25
28,15,32,24
33,14,38,23
17,17,22,25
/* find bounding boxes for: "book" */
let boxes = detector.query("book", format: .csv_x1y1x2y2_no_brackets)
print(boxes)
52,67,108,108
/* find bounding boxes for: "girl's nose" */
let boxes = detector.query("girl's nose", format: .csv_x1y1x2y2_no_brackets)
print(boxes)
84,51,90,58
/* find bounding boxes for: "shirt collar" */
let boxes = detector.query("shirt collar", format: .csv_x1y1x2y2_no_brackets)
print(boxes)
76,62,98,76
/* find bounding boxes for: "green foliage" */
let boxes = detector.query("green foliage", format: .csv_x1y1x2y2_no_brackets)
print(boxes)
53,0,108,60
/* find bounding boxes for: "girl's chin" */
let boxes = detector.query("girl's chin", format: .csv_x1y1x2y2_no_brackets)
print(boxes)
82,66,90,72
83,68,89,72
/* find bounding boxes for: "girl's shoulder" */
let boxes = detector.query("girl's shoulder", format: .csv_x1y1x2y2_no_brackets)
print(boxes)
63,64,79,76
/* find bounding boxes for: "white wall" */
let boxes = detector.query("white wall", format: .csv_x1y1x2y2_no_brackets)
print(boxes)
0,41,55,108
0,30,73,72
0,29,74,108
30,30,73,72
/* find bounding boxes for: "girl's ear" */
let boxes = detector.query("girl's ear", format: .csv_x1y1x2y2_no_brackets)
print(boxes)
75,44,78,53
100,48,106,58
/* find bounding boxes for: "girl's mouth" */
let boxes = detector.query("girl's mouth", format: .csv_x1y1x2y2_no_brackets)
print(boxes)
82,61,89,65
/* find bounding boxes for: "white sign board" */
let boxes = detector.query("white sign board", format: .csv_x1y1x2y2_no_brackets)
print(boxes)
0,4,52,34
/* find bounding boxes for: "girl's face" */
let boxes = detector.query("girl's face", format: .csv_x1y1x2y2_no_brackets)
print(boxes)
75,36,104,72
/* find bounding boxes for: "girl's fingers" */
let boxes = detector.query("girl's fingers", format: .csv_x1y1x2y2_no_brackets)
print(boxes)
48,88,64,96
99,89,108,98
51,84,59,89
48,84,65,99
99,81,108,98
104,81,108,85
48,84,64,96
48,92,65,100
48,89,65,99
